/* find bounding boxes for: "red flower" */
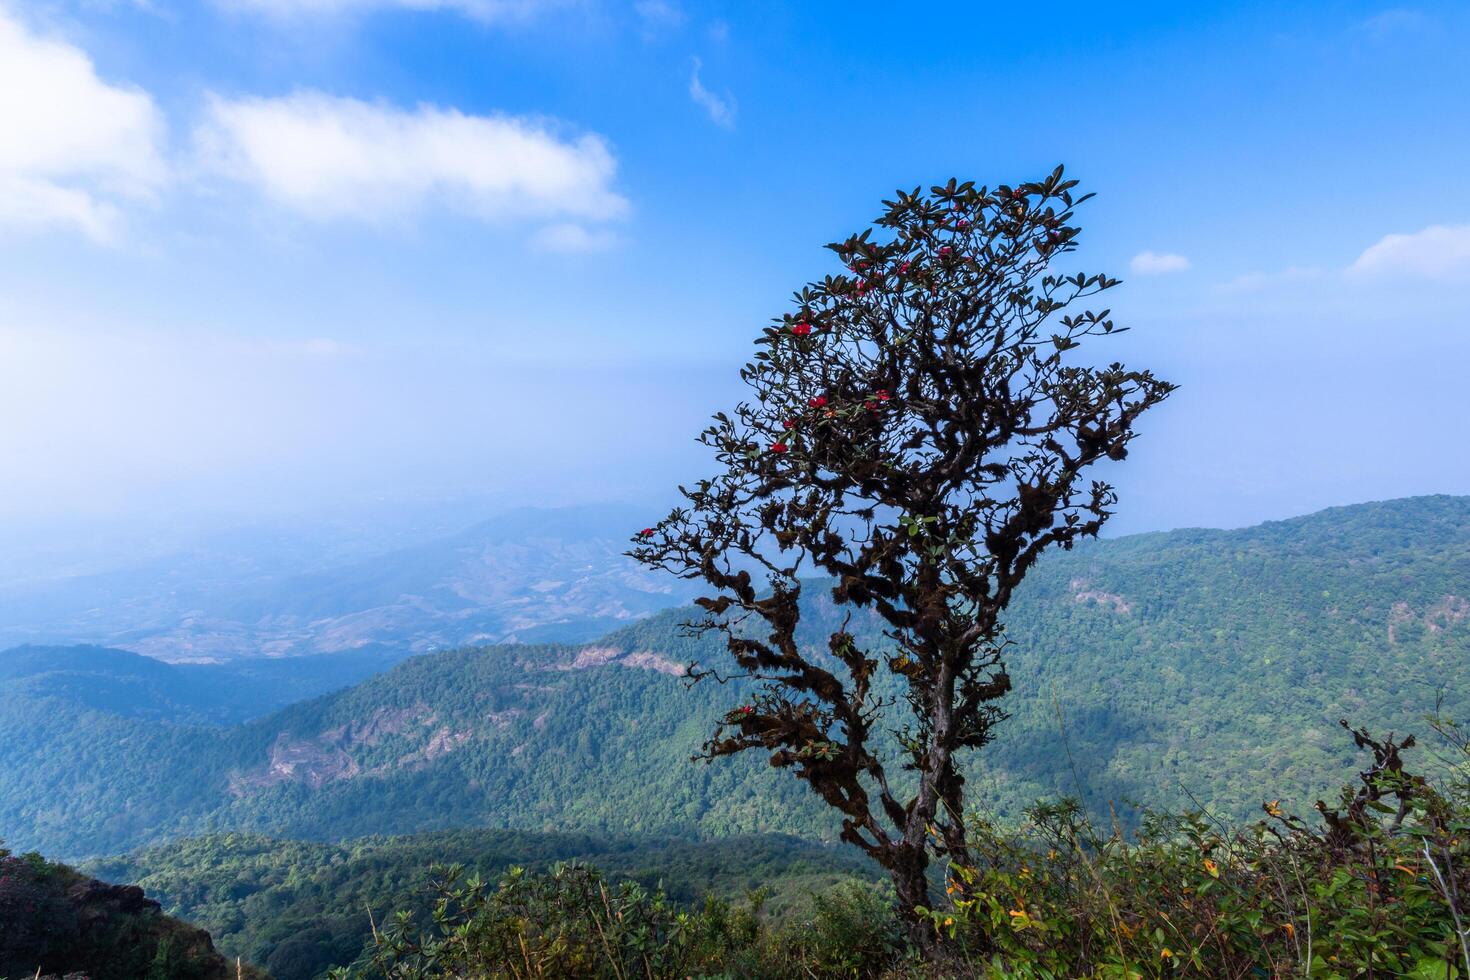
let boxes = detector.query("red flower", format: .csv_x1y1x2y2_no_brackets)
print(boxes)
938,245,953,258
865,400,878,412
639,528,655,537
782,419,795,430
771,442,789,454
876,389,891,401
808,396,827,409
956,219,970,229
899,261,911,274
791,321,812,337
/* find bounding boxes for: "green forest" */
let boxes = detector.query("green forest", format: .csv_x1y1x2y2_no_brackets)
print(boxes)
4,496,1467,860
3,495,1468,977
83,831,876,979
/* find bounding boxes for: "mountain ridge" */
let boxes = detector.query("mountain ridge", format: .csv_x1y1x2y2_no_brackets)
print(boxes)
0,503,701,662
1,494,1465,860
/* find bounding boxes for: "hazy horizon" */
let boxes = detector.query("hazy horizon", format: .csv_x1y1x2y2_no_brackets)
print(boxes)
3,1,1469,572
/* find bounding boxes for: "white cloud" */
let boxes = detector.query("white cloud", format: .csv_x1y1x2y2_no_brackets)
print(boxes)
196,91,628,226
220,0,551,20
1129,250,1191,275
0,8,166,241
531,222,618,252
688,57,736,129
1348,224,1470,282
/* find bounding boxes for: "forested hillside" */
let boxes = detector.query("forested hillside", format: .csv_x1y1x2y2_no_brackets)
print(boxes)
0,644,407,725
0,840,255,980
2,496,1466,861
87,830,875,979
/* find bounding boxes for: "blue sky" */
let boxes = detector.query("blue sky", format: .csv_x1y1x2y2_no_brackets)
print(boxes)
1,0,1468,541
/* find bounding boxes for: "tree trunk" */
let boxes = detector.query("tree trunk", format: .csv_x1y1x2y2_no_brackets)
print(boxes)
888,840,937,954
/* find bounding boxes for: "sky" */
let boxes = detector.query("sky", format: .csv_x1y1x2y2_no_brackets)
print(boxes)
1,0,1468,551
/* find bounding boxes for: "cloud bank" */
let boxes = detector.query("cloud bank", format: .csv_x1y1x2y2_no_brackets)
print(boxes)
0,8,166,241
196,92,628,225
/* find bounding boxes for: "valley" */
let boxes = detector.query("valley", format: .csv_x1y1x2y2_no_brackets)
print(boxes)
3,495,1466,859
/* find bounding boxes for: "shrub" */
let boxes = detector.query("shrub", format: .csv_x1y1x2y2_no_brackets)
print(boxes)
924,720,1470,977
339,719,1470,978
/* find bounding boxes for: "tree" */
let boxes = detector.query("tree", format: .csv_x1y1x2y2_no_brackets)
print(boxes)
629,168,1174,946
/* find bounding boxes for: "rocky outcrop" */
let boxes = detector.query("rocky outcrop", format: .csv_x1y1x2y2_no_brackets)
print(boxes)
1069,578,1133,614
556,646,687,676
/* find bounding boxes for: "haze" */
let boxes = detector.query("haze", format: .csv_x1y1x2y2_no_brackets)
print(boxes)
2,0,1468,570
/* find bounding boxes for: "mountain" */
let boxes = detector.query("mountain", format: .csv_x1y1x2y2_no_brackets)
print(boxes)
0,504,699,661
0,644,408,726
2,495,1466,861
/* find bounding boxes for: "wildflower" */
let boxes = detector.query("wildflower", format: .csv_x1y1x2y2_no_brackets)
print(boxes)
1282,922,1295,938
639,528,655,537
1264,800,1282,817
791,322,812,337
1203,857,1219,878
771,442,788,454
808,396,827,409
943,917,954,927
738,705,754,715
1160,948,1173,960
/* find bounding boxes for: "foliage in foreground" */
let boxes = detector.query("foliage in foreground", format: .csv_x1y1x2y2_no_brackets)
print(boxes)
90,831,875,980
335,720,1469,978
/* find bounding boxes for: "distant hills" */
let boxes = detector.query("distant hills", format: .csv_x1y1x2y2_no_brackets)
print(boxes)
1,495,1466,862
0,504,700,661
0,644,406,726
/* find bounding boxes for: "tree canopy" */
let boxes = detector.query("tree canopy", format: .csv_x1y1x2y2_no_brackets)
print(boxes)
631,168,1175,936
